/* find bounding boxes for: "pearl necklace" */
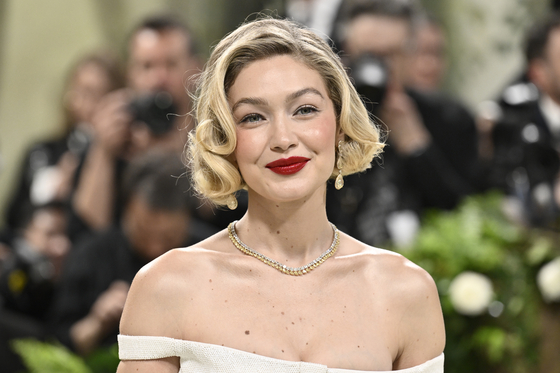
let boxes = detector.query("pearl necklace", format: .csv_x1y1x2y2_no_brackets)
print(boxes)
227,220,340,276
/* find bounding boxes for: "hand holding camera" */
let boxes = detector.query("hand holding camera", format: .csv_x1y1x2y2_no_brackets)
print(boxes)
381,83,431,155
90,89,177,159
90,89,133,159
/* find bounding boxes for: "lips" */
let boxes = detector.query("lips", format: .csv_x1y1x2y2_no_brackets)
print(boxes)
266,156,310,175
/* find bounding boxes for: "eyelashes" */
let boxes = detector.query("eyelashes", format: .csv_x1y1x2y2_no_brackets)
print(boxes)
238,105,319,124
295,105,319,116
239,113,264,123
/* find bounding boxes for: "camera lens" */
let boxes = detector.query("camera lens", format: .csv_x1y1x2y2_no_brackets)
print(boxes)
129,91,177,136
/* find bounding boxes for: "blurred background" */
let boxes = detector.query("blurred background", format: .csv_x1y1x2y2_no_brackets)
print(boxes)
0,0,552,217
1,1,560,372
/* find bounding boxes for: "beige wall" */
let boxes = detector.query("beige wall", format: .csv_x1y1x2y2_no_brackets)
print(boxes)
0,0,108,226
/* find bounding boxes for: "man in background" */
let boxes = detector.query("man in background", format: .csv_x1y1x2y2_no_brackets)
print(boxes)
69,14,202,241
406,15,447,92
485,13,560,226
327,0,480,246
0,202,71,372
49,151,215,355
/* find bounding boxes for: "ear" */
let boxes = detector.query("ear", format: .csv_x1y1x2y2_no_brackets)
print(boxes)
528,59,549,92
336,127,346,144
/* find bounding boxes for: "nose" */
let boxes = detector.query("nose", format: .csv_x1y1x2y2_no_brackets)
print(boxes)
147,64,170,92
269,115,298,152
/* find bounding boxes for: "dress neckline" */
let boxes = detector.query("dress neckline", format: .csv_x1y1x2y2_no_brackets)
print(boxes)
118,334,444,372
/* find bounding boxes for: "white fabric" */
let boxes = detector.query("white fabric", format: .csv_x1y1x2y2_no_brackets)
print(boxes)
118,335,444,373
539,94,560,137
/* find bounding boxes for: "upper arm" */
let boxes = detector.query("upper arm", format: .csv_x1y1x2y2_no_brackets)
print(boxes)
393,259,445,369
117,253,187,371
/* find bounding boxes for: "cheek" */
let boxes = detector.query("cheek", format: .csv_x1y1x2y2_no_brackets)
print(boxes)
233,129,263,164
309,116,338,151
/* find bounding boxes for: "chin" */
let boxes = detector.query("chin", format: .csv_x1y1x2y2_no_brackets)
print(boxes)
251,181,327,204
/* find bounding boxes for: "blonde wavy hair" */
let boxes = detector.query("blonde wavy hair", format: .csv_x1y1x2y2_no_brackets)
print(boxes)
187,17,384,206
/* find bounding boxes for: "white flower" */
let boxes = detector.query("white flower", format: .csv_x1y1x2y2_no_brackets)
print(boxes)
448,271,493,316
537,257,560,303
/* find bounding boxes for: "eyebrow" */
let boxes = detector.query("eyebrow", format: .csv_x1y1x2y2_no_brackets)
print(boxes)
286,88,325,102
231,88,325,113
231,97,268,113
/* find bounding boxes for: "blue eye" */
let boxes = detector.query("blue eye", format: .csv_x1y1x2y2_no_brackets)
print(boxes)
241,113,263,123
296,106,318,116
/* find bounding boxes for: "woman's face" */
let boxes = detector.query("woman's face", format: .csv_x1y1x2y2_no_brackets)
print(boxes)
228,55,341,204
66,62,113,124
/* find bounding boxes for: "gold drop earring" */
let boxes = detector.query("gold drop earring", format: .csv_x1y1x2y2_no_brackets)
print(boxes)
335,141,344,190
227,194,238,210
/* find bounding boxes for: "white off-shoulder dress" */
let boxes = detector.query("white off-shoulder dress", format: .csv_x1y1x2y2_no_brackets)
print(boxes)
118,335,444,373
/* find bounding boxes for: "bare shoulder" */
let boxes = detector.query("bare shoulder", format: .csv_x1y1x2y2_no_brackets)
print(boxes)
338,234,445,368
119,230,232,338
340,233,437,295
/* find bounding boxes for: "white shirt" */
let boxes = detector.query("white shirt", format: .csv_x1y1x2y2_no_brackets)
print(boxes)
539,94,560,139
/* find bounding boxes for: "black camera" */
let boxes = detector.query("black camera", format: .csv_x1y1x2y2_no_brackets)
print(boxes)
0,239,56,317
490,86,560,225
128,91,178,136
348,53,389,116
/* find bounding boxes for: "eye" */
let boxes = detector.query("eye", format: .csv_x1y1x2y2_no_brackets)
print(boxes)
295,105,318,116
240,113,264,123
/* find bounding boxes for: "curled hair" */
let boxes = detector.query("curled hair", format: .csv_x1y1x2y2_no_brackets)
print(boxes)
187,17,384,206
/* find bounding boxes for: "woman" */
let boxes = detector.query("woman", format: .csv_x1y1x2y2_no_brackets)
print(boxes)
117,17,445,372
5,50,123,231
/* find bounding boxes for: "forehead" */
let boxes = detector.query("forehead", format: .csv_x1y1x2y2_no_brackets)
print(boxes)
345,14,410,55
129,29,189,58
419,23,444,42
546,27,560,56
74,62,110,83
228,55,328,100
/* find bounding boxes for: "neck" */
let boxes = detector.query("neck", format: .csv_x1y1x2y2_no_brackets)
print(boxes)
235,185,334,267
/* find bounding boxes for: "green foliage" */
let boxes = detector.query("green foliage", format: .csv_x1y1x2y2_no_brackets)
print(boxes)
10,339,120,373
395,192,557,373
84,344,120,373
11,339,92,373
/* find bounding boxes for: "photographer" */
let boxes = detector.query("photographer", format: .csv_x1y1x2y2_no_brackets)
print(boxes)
49,151,215,355
69,15,201,241
0,201,70,319
484,13,560,226
327,0,480,246
0,202,70,371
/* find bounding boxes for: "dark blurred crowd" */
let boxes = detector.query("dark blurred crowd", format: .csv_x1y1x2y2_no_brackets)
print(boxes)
1,0,559,371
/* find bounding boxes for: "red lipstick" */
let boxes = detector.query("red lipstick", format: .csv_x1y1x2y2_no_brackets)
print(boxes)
266,157,310,175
